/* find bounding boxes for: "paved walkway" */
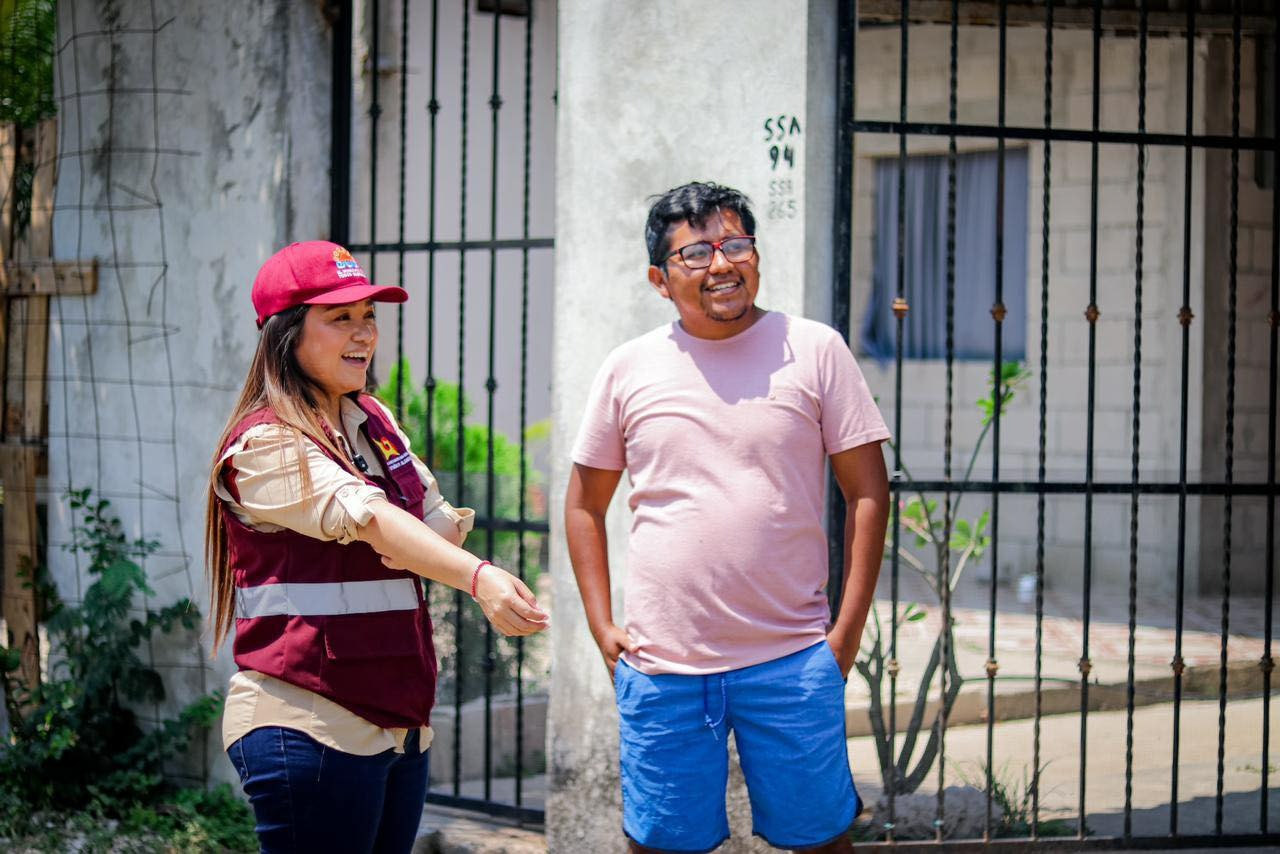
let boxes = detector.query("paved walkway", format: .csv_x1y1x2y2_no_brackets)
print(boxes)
845,578,1272,734
848,697,1279,840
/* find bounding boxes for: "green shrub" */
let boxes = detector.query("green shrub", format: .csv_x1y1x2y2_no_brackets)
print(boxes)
0,0,56,127
0,488,254,850
376,363,551,704
120,784,258,851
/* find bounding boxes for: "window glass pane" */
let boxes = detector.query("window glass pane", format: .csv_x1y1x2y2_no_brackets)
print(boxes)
863,149,1028,362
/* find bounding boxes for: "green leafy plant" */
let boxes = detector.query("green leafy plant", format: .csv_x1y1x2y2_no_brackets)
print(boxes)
855,362,1031,796
0,488,250,849
0,0,56,127
377,361,550,704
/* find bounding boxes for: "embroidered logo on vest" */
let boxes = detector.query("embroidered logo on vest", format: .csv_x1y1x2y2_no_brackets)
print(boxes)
374,435,414,472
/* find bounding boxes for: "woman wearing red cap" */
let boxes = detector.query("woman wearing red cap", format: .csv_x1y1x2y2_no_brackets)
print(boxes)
205,241,548,853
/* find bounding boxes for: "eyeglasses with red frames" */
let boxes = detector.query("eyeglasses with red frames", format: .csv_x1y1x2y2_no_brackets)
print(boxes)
665,235,756,269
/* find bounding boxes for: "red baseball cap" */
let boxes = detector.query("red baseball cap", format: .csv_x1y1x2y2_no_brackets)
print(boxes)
251,240,408,327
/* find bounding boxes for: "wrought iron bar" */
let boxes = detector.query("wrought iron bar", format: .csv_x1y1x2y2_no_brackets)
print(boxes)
452,0,472,798
888,0,909,836
985,0,1009,840
1124,3,1150,839
1216,0,1242,835
888,480,1271,496
425,0,441,467
862,833,1280,852
330,0,353,245
347,237,554,252
857,1,1273,35
421,0,441,805
482,0,503,804
935,0,959,839
1032,0,1053,837
828,0,858,618
471,515,550,534
1264,3,1280,832
1079,0,1101,837
850,120,1275,151
515,0,535,812
1171,0,1197,834
395,0,410,419
368,0,381,292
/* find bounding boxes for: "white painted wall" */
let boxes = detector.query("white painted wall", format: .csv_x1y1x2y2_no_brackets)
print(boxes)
549,1,838,849
46,0,332,786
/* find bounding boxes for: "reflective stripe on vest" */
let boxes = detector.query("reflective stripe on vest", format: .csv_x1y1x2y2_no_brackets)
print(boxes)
235,578,419,619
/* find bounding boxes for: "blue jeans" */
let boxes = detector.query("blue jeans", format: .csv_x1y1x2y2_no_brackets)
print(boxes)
227,726,430,854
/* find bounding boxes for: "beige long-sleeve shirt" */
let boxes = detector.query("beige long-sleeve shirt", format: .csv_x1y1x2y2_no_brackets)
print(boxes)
218,395,472,755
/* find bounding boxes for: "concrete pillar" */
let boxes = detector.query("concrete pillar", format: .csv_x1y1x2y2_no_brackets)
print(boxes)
548,2,838,849
48,0,332,785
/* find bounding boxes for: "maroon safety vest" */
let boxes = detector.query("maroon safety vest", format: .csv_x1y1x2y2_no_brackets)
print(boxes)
220,394,437,729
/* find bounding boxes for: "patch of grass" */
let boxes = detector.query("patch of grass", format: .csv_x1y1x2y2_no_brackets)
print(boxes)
953,760,1082,839
1237,762,1278,775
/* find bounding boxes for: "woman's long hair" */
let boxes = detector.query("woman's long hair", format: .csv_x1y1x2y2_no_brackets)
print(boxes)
204,305,362,653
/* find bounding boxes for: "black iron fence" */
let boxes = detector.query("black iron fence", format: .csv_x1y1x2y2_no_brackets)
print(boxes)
329,0,1279,842
330,0,552,825
831,0,1278,846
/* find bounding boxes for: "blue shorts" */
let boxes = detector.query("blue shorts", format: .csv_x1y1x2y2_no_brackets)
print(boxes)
615,641,861,852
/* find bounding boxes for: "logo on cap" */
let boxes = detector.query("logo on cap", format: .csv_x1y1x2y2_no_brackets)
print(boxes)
333,246,365,280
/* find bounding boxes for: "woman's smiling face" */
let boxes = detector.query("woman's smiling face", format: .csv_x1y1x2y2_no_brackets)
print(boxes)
294,298,378,405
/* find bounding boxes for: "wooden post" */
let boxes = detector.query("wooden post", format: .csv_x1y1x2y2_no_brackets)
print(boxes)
0,445,40,688
4,121,55,442
0,123,13,442
0,118,94,694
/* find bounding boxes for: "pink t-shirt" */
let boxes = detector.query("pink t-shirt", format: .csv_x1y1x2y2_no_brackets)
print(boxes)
572,311,890,675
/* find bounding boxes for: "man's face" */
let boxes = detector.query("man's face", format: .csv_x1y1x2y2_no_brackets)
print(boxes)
647,208,760,340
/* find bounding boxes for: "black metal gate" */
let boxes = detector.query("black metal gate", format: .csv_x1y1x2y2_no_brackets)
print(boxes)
832,0,1278,846
329,0,552,825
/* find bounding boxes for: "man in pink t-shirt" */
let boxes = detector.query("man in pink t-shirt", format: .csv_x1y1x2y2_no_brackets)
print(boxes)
566,182,890,853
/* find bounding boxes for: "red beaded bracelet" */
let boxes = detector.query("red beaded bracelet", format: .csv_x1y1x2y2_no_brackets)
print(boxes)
470,560,493,600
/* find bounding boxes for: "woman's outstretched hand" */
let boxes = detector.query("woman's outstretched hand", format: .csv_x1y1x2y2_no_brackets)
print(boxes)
362,501,550,636
473,565,549,637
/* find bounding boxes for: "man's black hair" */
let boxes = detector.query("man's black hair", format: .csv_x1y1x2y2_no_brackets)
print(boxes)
644,182,756,267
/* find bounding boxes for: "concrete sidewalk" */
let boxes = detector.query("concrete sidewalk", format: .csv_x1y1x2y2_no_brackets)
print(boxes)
414,803,545,854
847,696,1280,840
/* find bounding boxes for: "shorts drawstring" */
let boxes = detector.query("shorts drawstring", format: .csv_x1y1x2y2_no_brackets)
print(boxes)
702,674,727,741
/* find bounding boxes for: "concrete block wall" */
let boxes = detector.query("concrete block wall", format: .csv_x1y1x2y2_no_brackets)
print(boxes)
848,25,1257,599
46,0,332,786
1198,34,1276,595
